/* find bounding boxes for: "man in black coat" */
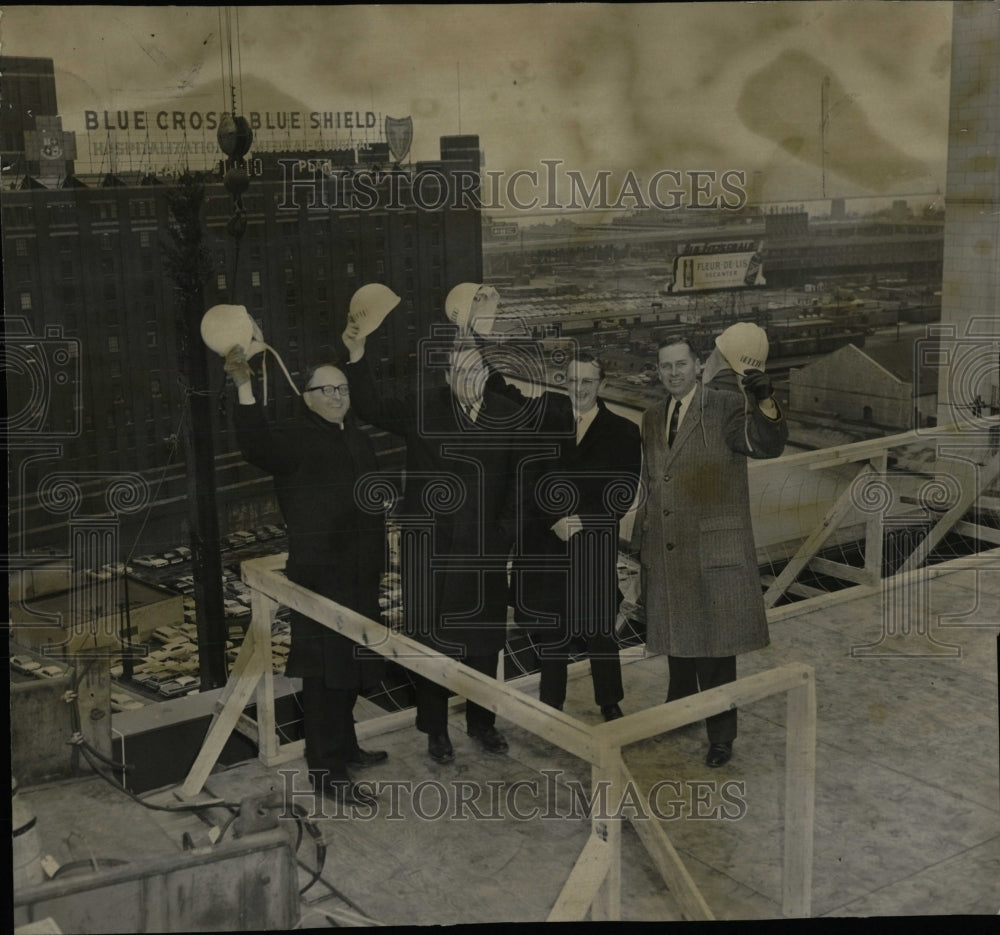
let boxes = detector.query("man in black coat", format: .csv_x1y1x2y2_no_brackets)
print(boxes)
225,349,387,805
491,353,642,719
341,330,522,764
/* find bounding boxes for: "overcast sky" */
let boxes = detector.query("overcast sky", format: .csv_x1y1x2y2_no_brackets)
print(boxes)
2,3,954,210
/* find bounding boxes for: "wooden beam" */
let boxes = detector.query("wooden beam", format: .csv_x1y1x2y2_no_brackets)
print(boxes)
782,673,816,918
749,419,985,473
953,520,1000,546
898,451,1000,574
547,832,610,922
864,453,887,584
241,557,602,764
621,762,714,921
786,582,830,600
807,557,872,585
764,463,874,608
766,546,1000,623
251,590,279,764
178,636,268,798
590,756,622,921
590,664,813,749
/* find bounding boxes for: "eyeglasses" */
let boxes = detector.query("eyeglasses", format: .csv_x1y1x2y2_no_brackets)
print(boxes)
304,384,350,398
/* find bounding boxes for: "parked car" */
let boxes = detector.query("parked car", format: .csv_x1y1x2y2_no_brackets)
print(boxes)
260,524,285,539
133,555,168,569
10,655,41,676
159,675,200,698
35,665,65,679
161,551,185,566
174,546,192,561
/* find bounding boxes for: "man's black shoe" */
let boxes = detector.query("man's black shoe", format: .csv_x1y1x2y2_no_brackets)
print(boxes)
601,704,624,722
705,741,733,768
347,747,388,768
467,725,509,755
427,732,454,763
308,771,377,807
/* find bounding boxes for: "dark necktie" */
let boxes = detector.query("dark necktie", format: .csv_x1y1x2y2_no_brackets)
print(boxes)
667,400,681,448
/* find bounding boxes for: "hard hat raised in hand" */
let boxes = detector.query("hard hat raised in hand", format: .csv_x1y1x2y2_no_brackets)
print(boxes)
446,283,499,336
715,322,769,375
346,283,402,341
200,304,267,359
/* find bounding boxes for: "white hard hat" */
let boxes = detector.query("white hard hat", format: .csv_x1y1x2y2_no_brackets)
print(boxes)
714,322,769,374
347,283,401,339
200,304,266,358
445,283,499,334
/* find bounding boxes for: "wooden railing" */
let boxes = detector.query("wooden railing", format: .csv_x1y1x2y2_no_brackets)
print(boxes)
178,418,1000,920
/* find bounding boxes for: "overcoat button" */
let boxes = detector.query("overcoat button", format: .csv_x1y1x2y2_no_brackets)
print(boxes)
666,543,674,551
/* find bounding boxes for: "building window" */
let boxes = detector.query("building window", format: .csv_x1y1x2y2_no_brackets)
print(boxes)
375,259,384,274
103,281,117,301
19,292,31,310
108,336,120,354
101,233,113,251
346,262,355,277
147,331,158,348
217,274,227,291
283,266,295,285
251,270,261,287
139,230,152,248
150,378,162,396
110,360,122,377
15,238,28,257
101,256,115,275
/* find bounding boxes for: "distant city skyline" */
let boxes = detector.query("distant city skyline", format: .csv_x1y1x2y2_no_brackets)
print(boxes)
4,3,954,211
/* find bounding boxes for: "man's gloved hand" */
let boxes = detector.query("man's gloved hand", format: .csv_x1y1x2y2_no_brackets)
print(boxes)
341,322,366,364
225,347,253,388
741,368,773,402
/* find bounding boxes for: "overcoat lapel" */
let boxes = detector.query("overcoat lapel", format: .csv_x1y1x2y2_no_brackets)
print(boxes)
663,384,703,467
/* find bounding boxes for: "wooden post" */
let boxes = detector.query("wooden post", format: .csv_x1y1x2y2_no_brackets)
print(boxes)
590,753,623,921
863,453,887,583
782,668,816,918
251,589,279,764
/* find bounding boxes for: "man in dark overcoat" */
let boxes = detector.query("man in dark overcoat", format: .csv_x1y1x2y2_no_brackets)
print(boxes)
342,327,521,764
633,335,787,767
490,353,642,720
226,350,387,805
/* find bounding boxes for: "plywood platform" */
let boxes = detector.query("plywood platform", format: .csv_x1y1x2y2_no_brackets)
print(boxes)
15,561,999,925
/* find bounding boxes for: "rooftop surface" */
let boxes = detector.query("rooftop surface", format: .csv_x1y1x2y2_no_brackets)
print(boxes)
17,555,999,925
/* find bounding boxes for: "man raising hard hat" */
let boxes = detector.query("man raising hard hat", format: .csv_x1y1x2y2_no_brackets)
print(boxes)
632,325,787,768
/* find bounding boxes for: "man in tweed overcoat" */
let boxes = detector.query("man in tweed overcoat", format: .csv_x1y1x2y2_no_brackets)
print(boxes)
633,335,787,767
